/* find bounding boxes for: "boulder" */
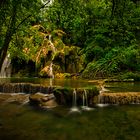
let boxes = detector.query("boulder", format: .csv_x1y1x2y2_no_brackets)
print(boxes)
29,92,57,108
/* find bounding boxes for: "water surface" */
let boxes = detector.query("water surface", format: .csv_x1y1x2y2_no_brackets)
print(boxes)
0,103,140,140
105,82,140,92
0,78,96,88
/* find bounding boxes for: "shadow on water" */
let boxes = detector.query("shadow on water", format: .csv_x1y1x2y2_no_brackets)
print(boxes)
0,78,140,140
0,102,140,140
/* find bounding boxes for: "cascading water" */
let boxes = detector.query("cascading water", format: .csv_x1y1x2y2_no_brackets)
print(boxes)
97,85,110,107
0,54,11,78
49,62,54,87
48,35,56,53
81,89,94,111
48,34,56,86
69,89,81,113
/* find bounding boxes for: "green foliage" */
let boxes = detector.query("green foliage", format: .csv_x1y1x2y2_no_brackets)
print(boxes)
120,72,140,81
82,46,140,78
1,0,140,78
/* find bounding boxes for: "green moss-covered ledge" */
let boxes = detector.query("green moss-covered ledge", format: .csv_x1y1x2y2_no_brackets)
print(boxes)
0,83,99,106
53,86,99,106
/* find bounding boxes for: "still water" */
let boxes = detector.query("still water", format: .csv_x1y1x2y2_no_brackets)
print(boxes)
0,78,140,140
0,103,140,140
105,82,140,92
0,78,96,88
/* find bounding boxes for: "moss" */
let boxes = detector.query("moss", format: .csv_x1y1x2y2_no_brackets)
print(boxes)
53,86,99,106
119,72,140,81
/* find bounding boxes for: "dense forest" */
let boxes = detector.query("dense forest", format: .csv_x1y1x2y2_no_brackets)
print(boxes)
0,0,140,79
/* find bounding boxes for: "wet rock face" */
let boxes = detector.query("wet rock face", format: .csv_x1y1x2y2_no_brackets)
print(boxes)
0,93,29,105
0,83,99,106
99,92,140,104
29,92,58,108
53,87,99,106
0,83,53,94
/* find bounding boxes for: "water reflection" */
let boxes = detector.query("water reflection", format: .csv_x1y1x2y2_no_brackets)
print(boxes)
0,78,96,88
105,82,140,92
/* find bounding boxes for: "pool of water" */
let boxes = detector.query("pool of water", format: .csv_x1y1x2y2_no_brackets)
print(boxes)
105,82,140,92
0,102,140,140
0,78,97,88
0,78,140,139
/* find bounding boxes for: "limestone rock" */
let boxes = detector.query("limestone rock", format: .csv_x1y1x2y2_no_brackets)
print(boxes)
29,92,57,108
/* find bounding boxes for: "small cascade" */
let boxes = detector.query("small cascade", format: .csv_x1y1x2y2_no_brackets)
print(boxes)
0,54,11,78
0,83,52,94
96,85,110,107
48,35,56,53
98,92,140,105
81,89,94,111
49,62,54,87
96,85,140,105
49,62,54,79
97,94,109,107
48,34,55,81
69,89,81,113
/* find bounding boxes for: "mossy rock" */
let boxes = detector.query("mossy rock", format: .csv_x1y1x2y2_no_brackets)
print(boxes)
53,86,99,106
53,87,73,105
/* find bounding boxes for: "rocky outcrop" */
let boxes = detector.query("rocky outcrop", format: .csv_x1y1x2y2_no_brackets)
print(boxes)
29,92,58,108
53,87,99,106
0,83,53,94
0,83,100,106
99,92,140,104
0,93,29,105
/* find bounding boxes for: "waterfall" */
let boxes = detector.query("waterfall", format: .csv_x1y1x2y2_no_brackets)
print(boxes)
48,35,56,53
69,89,81,113
49,62,54,87
49,62,54,79
73,89,77,107
96,85,110,107
81,89,94,111
97,92,140,105
0,83,51,94
0,54,11,78
48,34,56,81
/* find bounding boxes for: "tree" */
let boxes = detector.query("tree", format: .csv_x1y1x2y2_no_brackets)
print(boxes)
0,0,41,71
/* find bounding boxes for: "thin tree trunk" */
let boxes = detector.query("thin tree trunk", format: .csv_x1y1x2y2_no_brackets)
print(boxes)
0,32,12,71
0,3,17,71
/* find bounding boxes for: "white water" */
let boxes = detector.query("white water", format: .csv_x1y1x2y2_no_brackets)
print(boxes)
0,54,11,78
96,85,110,107
48,35,56,53
69,89,81,113
81,89,94,111
48,34,55,81
49,62,54,79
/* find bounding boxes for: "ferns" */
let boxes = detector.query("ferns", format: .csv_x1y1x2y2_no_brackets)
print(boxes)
82,45,140,78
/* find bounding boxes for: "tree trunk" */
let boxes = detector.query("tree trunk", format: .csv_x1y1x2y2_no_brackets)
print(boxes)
0,32,12,71
0,3,17,72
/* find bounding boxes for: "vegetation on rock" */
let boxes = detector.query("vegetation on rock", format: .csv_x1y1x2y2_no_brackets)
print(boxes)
1,0,140,79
